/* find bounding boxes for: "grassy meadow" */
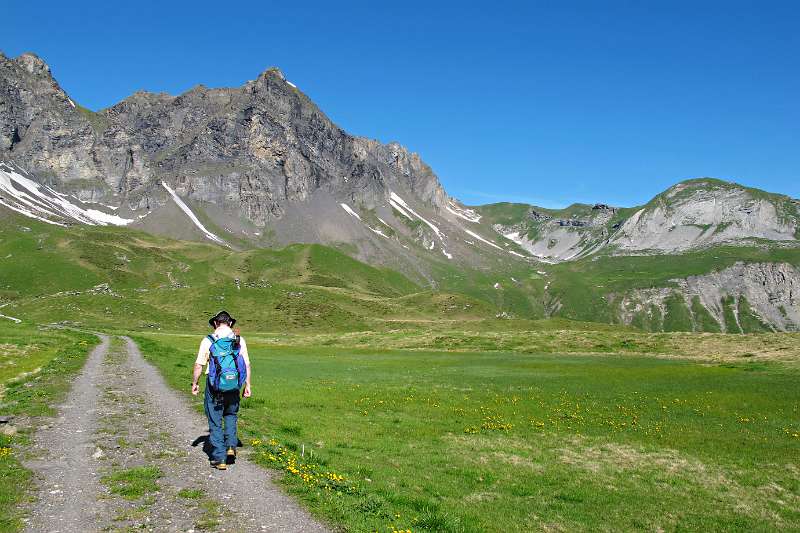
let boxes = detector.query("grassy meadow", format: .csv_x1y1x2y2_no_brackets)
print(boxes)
2,211,800,531
137,332,800,532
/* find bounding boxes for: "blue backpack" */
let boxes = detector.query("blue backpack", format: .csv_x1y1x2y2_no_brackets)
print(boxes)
207,335,246,393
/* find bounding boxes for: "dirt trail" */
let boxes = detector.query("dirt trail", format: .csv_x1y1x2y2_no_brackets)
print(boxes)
24,335,329,532
24,335,110,532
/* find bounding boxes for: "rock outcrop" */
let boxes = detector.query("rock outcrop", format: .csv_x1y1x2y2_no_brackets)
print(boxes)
617,262,800,332
611,180,799,253
1,53,447,226
3,52,538,281
493,204,618,261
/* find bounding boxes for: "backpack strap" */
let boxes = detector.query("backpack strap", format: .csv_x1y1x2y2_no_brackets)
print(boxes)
207,335,219,357
206,335,223,392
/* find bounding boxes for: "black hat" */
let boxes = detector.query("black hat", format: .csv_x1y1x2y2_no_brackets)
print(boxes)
209,310,236,328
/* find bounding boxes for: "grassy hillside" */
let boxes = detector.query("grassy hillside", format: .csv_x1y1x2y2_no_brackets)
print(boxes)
2,207,798,333
475,201,638,245
0,212,505,332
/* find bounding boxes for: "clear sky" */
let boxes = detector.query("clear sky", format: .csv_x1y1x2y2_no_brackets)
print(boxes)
5,1,799,208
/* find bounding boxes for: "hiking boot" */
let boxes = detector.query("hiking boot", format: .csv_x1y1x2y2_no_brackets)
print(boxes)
227,447,236,457
211,461,227,470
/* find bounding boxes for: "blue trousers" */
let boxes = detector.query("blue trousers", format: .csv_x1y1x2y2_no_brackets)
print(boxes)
204,381,240,462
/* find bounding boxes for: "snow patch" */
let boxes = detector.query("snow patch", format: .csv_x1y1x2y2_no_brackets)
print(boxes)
0,196,65,226
340,203,361,220
388,196,414,220
83,209,136,226
442,249,453,260
463,228,502,250
161,182,227,246
286,81,297,88
67,98,75,108
368,227,390,239
508,250,527,258
445,200,481,223
342,203,389,238
389,192,445,240
493,282,502,289
0,163,133,226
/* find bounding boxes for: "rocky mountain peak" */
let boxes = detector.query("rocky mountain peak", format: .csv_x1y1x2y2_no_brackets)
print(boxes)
0,52,455,261
663,177,734,198
260,66,286,81
15,52,52,77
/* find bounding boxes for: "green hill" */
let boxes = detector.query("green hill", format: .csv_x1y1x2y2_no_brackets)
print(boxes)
0,211,503,332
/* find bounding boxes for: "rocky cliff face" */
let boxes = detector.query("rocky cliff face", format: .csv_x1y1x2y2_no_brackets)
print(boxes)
611,180,800,253
0,53,447,225
616,262,800,332
479,180,799,263
495,203,620,262
2,52,533,281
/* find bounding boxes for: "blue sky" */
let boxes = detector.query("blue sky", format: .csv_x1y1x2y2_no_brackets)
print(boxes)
5,1,799,208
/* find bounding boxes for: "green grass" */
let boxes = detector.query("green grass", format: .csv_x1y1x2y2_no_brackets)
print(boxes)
663,293,693,332
138,333,800,532
691,296,721,332
0,326,98,532
737,296,772,333
0,214,511,333
177,488,205,500
2,190,799,531
722,296,742,333
75,104,110,135
101,466,163,500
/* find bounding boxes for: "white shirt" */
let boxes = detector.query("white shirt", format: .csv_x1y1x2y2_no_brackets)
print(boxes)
196,325,250,375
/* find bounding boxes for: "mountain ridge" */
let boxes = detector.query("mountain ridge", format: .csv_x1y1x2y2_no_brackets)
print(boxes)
3,52,797,265
1,52,799,332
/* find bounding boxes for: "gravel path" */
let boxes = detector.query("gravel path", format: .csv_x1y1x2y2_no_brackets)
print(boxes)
24,335,110,532
24,335,330,532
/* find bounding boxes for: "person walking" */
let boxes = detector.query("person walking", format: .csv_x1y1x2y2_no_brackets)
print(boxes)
192,311,251,470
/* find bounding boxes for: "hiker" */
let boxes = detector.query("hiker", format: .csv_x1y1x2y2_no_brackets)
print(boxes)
191,311,251,470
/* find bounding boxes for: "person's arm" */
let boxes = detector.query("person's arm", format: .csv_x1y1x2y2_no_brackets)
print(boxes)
192,338,210,395
191,364,203,395
241,337,252,398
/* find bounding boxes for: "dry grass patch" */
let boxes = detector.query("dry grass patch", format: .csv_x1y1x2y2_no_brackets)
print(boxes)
559,438,713,476
559,437,791,524
463,490,500,503
445,434,543,472
246,329,800,363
